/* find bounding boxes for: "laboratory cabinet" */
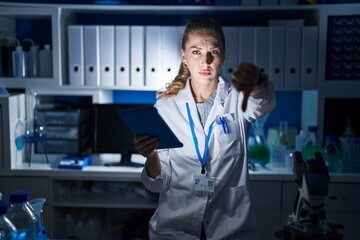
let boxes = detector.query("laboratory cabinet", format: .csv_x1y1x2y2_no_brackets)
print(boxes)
0,170,359,240
1,2,360,240
0,2,330,91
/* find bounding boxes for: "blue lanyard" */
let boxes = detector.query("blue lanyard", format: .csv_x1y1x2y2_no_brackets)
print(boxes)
186,102,214,174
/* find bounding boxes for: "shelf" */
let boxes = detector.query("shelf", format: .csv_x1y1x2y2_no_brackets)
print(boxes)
52,191,158,209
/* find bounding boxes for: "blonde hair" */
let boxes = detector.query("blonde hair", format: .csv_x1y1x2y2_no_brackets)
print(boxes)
157,18,225,99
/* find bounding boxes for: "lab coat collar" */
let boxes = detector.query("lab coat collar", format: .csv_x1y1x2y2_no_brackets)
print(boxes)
174,76,231,133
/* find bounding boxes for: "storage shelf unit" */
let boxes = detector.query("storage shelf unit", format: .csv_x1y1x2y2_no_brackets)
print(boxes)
1,2,360,240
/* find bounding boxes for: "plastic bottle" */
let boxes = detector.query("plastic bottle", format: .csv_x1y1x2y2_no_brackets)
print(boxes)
11,38,27,77
23,39,40,77
302,125,323,161
7,190,37,240
324,135,341,173
0,200,17,240
39,44,52,78
295,130,305,152
339,118,355,165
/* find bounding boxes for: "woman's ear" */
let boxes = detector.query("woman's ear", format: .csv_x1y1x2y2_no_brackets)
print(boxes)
181,49,185,61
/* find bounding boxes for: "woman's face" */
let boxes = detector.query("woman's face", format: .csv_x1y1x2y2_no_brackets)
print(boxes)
181,32,224,85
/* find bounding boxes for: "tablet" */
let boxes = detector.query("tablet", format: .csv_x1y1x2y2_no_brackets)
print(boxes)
118,106,183,149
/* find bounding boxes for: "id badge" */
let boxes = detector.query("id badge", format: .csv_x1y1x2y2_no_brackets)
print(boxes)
193,174,215,196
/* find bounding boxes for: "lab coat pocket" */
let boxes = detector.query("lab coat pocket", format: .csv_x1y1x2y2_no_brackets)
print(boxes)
158,189,187,216
214,113,239,143
156,190,187,231
223,184,256,230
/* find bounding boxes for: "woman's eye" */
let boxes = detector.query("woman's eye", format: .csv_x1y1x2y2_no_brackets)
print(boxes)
211,50,220,55
192,50,201,55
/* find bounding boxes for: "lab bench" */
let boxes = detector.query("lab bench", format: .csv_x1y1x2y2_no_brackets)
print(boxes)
0,165,359,240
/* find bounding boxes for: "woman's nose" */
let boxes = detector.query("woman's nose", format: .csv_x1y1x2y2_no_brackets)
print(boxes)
201,52,214,65
206,52,214,64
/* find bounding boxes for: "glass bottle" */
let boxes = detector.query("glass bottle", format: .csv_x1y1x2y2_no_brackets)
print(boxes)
248,114,270,166
0,200,17,240
271,121,289,168
7,190,37,240
302,126,323,161
324,135,341,173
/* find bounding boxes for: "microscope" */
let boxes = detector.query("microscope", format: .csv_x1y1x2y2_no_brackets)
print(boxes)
275,151,343,240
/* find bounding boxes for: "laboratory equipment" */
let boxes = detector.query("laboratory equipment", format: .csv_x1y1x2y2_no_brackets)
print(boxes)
323,135,341,173
275,151,343,240
39,44,52,78
11,38,27,77
248,113,270,168
302,126,323,161
23,39,40,77
270,121,290,168
0,200,17,240
7,190,37,240
28,198,49,240
23,91,48,166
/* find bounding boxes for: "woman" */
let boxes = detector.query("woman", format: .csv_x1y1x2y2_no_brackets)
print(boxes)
135,17,276,239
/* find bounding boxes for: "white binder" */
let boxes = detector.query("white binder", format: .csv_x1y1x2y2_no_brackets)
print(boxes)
239,27,255,64
99,25,115,87
68,25,84,86
269,26,285,88
161,26,182,84
130,26,145,87
285,26,301,88
255,27,270,76
301,26,318,89
115,25,130,87
83,25,100,86
222,27,239,82
145,26,161,89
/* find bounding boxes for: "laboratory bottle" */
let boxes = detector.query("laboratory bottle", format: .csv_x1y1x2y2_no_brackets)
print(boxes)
271,121,289,168
39,44,52,78
248,116,270,166
7,190,37,240
11,39,27,78
0,200,17,240
28,198,49,240
302,126,323,161
324,135,341,173
23,39,40,77
295,130,305,152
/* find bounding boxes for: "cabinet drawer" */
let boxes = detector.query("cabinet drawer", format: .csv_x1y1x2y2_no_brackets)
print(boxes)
250,181,282,209
36,136,90,154
282,182,299,210
45,123,90,139
36,109,90,126
326,183,360,211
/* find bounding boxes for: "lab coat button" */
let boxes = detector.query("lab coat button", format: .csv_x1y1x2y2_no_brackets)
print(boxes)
205,219,210,225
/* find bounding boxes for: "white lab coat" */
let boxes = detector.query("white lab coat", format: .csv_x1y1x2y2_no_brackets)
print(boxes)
141,76,276,240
